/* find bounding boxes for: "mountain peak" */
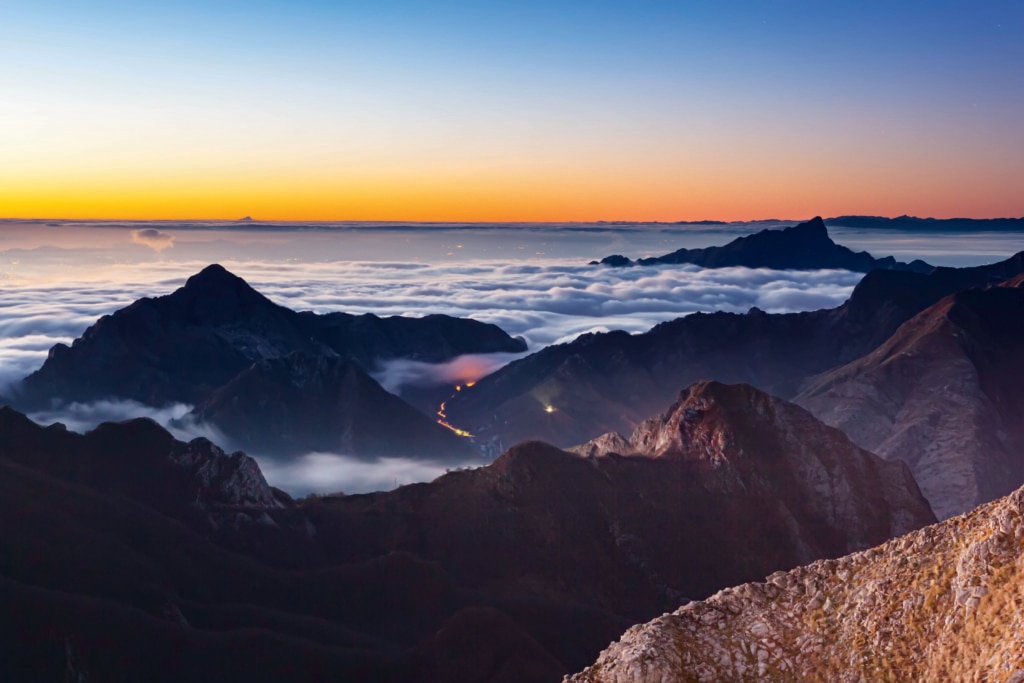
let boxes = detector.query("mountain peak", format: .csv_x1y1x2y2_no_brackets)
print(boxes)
789,215,828,237
182,263,250,291
605,217,931,272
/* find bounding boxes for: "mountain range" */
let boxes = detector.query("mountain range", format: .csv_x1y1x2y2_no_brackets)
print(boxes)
9,264,525,460
446,249,1024,520
0,380,933,682
6,220,1024,681
592,217,933,272
796,276,1024,519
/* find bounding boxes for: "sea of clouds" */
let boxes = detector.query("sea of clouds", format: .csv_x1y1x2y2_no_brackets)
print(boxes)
7,220,1017,493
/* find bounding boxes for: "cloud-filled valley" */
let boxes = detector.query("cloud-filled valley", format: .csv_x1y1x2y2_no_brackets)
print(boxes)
4,221,1018,494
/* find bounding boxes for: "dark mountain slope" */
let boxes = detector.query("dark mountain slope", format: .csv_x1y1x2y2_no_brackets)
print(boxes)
310,382,933,619
14,264,526,408
0,410,621,683
595,217,933,272
796,276,1024,519
446,250,1024,451
194,352,474,459
0,381,933,682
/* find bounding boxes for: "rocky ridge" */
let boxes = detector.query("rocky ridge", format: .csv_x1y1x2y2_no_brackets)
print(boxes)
593,217,933,272
569,381,933,544
569,482,1024,682
796,276,1024,519
317,382,934,619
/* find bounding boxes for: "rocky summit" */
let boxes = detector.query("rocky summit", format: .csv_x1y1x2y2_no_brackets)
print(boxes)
570,381,934,548
568,480,1024,683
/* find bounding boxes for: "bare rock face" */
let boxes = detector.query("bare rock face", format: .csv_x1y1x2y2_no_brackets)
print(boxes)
572,381,934,544
568,483,1024,683
312,382,934,621
796,278,1024,519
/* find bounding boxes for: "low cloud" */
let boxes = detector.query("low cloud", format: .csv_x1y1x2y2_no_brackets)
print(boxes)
0,260,864,406
372,352,529,394
131,228,175,252
255,452,485,496
25,399,229,446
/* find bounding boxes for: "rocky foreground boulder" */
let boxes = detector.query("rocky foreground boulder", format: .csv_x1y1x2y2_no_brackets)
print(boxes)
569,481,1024,682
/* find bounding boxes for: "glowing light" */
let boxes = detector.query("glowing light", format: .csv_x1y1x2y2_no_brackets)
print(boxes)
436,398,474,438
544,405,555,413
465,382,476,388
455,385,461,391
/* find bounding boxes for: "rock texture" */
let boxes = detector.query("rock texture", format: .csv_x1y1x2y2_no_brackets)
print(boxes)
446,250,1024,451
569,482,1024,683
14,263,526,408
594,217,933,272
569,381,933,545
0,381,936,683
194,351,474,459
796,277,1024,519
316,382,934,618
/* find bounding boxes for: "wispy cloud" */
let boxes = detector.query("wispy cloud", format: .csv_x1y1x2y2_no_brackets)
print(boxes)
255,451,484,496
131,228,175,252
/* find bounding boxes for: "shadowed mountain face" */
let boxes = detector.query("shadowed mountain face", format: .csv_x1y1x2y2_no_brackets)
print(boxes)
194,352,475,460
0,381,933,682
308,382,933,618
445,251,1024,453
594,217,934,272
13,264,527,409
570,481,1024,683
796,277,1024,519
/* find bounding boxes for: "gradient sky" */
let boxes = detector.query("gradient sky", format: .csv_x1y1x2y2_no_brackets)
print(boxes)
2,1,1022,221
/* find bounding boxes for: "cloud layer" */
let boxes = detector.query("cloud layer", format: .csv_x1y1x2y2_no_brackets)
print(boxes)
5,222,1013,494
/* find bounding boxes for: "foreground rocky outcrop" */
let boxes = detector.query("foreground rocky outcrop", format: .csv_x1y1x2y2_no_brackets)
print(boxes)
797,276,1024,519
593,217,933,272
569,482,1024,682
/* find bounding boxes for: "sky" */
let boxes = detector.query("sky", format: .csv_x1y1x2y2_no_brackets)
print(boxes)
2,1,1023,221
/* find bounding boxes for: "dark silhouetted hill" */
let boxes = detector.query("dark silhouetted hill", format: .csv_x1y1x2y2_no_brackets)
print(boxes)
593,217,933,272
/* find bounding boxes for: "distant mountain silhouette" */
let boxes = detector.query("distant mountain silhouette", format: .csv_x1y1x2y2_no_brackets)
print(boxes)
593,217,933,272
447,250,1024,452
194,352,475,459
13,263,525,408
827,214,1024,231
